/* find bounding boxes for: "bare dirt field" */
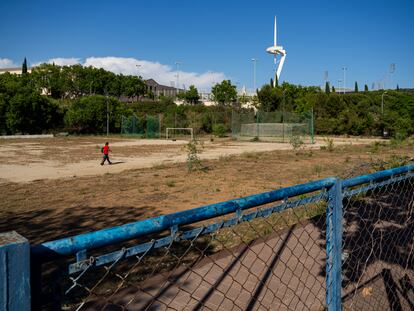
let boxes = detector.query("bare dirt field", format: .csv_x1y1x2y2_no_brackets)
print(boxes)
0,135,412,244
0,136,384,183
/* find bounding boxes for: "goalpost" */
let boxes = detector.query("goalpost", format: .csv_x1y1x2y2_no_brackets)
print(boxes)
166,128,194,140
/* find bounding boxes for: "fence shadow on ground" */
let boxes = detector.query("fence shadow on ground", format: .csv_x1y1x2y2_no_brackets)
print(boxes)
0,204,160,244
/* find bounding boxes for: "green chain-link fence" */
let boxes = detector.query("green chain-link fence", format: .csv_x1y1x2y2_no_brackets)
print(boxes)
232,109,314,143
121,109,313,142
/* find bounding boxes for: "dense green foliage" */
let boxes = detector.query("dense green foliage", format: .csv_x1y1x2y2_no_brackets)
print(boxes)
178,85,200,104
64,95,128,133
0,73,62,134
211,80,237,106
256,82,414,137
30,63,146,99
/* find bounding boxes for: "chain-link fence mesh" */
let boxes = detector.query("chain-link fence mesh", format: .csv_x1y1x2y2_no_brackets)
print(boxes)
231,110,314,143
341,174,414,310
35,191,329,310
120,114,161,138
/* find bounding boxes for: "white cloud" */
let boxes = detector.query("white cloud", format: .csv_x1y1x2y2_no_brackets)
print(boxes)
36,56,227,91
0,58,18,69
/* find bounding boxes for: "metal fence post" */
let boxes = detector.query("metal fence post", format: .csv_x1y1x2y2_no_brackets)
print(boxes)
0,231,30,311
326,178,343,310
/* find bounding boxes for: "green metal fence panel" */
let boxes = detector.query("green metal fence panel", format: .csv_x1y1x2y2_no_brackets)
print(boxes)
232,109,313,143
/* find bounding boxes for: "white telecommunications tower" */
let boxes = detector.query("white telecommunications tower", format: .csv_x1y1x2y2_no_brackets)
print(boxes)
266,16,287,86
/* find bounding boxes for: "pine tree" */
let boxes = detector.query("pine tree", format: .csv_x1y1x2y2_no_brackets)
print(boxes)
325,81,330,94
332,86,336,93
354,82,359,93
22,57,28,74
364,84,368,92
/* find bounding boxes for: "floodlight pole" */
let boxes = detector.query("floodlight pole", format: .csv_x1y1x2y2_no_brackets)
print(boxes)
251,58,258,93
106,94,109,137
381,91,388,137
342,67,347,94
175,61,181,97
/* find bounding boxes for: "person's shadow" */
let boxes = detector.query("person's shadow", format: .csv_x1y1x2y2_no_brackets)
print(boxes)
110,161,125,165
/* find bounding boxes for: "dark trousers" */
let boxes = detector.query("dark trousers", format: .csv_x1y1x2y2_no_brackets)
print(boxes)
101,154,112,165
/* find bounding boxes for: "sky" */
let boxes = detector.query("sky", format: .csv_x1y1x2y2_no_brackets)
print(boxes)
1,0,414,92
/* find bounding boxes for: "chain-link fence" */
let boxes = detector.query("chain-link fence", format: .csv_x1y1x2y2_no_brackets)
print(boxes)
3,164,412,310
231,110,314,143
121,115,160,138
341,171,414,310
121,109,313,142
121,111,233,139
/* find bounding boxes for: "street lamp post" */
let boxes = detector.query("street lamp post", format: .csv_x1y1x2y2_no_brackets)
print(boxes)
135,64,141,76
381,91,388,137
175,61,181,97
106,93,109,137
251,58,258,94
342,67,347,94
135,64,142,101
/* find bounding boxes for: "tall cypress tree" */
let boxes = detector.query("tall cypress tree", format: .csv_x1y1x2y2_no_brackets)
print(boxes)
354,82,359,93
270,78,274,88
274,74,279,87
397,84,400,91
325,81,330,94
22,57,28,74
364,84,369,92
332,86,336,93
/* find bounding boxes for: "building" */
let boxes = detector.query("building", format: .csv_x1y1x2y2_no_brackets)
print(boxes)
145,79,183,97
0,67,32,75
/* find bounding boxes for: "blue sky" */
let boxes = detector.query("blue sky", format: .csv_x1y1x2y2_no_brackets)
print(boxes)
1,0,413,92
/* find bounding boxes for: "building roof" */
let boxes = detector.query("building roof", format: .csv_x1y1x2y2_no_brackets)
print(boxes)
145,79,182,91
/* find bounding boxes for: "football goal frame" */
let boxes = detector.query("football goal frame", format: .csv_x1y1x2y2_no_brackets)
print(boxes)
166,128,194,140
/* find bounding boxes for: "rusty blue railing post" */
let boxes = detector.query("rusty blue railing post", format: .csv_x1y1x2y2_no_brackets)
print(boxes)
0,231,31,311
326,178,343,310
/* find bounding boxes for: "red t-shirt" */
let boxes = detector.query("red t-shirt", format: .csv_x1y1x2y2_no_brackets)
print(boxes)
103,145,109,155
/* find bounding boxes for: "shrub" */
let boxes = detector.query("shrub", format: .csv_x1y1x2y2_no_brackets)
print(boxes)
212,123,227,137
290,135,304,151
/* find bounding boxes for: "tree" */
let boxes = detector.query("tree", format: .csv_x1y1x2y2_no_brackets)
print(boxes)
364,84,369,92
325,82,330,94
22,58,28,75
256,84,282,111
270,78,274,88
211,80,237,106
184,85,200,104
64,95,124,133
354,82,359,93
397,84,400,91
274,74,279,87
332,86,336,93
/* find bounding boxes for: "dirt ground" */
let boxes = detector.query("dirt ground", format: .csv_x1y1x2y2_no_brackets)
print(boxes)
0,135,412,244
0,136,383,183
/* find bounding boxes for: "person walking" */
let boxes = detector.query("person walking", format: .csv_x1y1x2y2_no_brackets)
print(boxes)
100,142,112,165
